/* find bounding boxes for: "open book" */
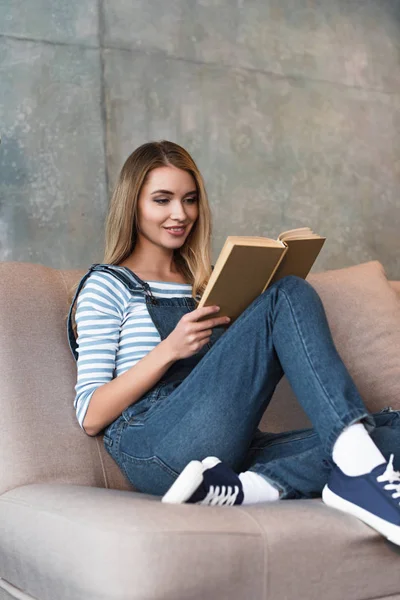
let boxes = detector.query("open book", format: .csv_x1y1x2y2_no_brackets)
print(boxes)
197,227,326,322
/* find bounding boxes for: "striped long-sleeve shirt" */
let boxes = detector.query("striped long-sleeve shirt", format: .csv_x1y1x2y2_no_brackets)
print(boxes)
74,267,193,429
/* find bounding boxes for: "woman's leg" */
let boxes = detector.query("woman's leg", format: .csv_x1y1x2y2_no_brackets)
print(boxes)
114,275,373,495
240,409,400,499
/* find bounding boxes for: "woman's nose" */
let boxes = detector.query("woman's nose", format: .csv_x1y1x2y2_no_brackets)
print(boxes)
170,205,188,219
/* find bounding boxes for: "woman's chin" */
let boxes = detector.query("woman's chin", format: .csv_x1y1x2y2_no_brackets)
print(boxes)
162,233,188,245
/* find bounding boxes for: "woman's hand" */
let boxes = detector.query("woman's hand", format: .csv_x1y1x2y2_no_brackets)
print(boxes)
165,305,231,360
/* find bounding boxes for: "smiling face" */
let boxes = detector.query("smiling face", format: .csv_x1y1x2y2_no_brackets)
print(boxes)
136,165,199,250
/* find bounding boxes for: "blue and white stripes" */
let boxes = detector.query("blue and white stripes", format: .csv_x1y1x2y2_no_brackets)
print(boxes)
74,267,193,429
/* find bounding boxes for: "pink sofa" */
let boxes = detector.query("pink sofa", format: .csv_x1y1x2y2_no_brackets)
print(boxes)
0,260,399,600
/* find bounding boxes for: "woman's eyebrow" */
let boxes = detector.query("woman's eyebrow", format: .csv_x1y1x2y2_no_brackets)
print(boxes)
151,189,197,196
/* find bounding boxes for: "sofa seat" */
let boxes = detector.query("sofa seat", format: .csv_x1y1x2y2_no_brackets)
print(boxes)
0,483,399,600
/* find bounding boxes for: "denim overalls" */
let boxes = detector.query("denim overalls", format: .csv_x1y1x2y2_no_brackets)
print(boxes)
68,265,400,499
67,263,226,485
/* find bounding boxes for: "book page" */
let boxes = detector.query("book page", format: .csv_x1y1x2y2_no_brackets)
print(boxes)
278,227,323,241
227,236,285,247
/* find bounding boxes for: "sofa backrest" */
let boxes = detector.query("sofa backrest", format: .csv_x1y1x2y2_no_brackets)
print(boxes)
0,261,399,495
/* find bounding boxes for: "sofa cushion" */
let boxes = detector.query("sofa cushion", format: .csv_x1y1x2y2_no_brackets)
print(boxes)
0,483,264,600
262,261,400,432
0,483,399,600
308,261,400,413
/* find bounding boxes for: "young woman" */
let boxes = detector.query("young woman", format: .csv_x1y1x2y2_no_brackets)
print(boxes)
67,140,400,546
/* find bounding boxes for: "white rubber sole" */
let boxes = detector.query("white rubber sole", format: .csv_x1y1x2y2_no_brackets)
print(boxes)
322,484,400,546
162,457,221,504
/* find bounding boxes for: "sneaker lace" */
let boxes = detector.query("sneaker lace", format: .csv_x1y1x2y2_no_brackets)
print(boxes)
376,454,400,503
198,485,240,506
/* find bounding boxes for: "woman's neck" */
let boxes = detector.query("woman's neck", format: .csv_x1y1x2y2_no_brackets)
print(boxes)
118,260,188,284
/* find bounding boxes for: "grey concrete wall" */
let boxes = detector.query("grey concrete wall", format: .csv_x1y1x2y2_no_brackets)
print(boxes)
1,1,399,278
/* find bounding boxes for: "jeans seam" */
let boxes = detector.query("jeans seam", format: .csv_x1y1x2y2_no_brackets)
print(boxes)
115,418,128,450
278,286,370,450
279,287,343,420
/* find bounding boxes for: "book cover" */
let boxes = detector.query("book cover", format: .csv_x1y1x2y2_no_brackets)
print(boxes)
197,228,325,322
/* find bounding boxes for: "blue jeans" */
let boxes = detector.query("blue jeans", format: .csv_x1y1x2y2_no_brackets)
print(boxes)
103,275,400,499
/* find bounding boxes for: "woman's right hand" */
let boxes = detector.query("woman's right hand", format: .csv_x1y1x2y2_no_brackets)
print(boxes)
165,305,231,360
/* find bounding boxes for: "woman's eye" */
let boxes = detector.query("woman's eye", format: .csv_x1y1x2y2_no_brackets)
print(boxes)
153,197,198,204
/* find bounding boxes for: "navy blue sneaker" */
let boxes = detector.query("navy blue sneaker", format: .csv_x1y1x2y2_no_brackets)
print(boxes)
322,455,400,546
161,457,244,505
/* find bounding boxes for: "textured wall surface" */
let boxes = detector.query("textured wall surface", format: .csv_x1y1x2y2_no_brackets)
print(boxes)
1,0,399,277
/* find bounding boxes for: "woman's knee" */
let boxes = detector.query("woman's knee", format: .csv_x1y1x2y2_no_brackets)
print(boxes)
276,274,312,291
268,275,320,305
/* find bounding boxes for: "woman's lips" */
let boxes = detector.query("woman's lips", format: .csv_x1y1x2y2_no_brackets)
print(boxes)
164,226,186,236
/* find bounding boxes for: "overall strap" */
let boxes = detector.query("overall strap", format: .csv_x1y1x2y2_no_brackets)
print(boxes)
66,263,150,361
67,262,214,361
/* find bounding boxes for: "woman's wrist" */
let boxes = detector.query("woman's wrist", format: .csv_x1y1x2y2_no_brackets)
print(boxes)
159,338,179,364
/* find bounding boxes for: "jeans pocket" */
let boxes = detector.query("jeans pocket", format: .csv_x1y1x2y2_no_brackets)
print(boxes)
102,416,127,461
122,397,153,426
155,379,184,400
103,433,113,447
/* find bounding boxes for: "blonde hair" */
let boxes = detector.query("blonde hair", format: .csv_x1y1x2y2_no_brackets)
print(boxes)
67,140,213,337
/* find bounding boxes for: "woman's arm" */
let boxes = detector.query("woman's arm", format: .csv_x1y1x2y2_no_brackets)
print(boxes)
74,271,178,436
83,339,177,436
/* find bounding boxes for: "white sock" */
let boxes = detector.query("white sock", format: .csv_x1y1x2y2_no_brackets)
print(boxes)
332,423,386,476
238,471,280,504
